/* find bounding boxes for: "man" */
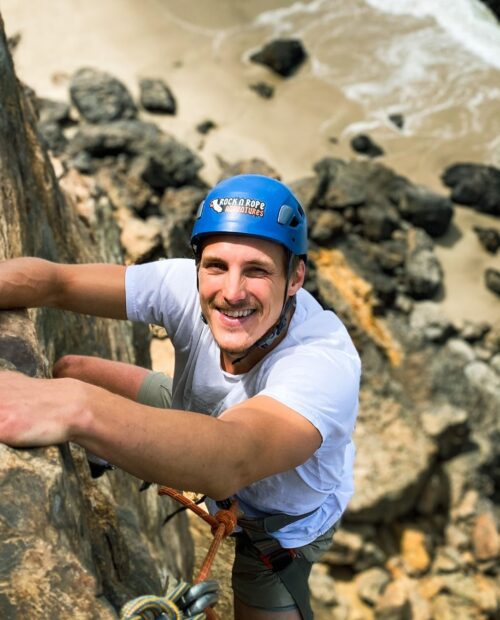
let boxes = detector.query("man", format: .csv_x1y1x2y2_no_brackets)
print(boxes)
0,174,360,619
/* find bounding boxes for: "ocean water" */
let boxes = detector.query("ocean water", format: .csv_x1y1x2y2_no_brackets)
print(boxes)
242,0,500,166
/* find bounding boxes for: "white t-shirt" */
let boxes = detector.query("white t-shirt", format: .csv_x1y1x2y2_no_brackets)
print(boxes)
126,259,361,547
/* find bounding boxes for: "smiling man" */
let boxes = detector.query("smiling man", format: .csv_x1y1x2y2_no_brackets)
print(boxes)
0,174,360,620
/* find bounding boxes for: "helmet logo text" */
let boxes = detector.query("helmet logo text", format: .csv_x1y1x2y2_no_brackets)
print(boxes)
210,197,265,217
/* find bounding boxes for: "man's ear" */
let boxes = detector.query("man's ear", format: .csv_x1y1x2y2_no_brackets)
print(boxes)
287,259,305,296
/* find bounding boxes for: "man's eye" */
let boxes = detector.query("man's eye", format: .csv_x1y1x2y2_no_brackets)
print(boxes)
204,262,225,272
247,267,269,277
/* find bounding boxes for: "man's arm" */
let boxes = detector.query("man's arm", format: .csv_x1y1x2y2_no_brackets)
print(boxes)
0,257,127,318
0,372,321,499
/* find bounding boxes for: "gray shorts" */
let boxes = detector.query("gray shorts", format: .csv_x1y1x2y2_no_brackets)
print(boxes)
137,370,173,409
137,371,337,612
232,525,336,611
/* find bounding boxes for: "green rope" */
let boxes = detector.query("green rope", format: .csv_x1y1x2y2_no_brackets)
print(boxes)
120,581,205,620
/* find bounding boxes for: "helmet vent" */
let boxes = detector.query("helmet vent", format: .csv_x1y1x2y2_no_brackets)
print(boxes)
289,216,299,228
195,201,205,219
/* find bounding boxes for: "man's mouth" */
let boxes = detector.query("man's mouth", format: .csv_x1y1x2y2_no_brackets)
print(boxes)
219,308,255,319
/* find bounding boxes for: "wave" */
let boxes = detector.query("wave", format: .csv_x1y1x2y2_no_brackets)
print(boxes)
363,0,500,69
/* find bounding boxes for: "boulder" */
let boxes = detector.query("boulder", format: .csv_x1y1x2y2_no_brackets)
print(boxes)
398,185,453,237
409,302,455,344
405,248,443,299
357,204,400,241
67,120,203,189
139,78,176,114
249,38,307,77
346,396,437,523
119,214,164,264
289,175,322,213
357,568,391,606
351,134,384,158
473,226,500,254
70,67,137,123
441,163,500,216
310,209,344,243
405,230,443,300
388,113,404,130
472,512,500,561
159,186,206,258
217,157,280,181
36,97,72,125
96,168,154,216
0,21,191,615
38,120,68,154
313,158,407,211
458,320,491,343
420,404,469,460
485,267,500,296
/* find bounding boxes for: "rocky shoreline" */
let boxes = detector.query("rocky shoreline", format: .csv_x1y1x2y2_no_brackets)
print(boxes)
28,61,500,619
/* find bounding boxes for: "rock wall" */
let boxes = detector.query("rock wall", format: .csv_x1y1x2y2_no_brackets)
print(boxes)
0,16,192,619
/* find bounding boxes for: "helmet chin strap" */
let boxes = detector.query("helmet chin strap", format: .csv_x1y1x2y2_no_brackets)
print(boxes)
230,294,296,365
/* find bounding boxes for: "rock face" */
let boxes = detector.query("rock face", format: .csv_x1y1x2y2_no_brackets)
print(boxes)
0,17,192,618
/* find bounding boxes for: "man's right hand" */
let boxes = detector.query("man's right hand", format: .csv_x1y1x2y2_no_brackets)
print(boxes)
0,257,128,319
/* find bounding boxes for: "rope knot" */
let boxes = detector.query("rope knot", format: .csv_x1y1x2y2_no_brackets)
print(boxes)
212,508,238,537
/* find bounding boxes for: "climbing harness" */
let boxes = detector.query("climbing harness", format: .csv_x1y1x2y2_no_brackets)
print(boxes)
237,509,318,620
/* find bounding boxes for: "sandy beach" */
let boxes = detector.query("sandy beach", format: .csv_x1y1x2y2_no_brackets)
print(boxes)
1,0,499,322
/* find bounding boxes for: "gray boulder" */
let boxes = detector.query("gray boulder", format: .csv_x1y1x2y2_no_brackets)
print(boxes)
398,185,453,237
139,78,177,114
346,397,437,523
409,302,455,343
473,226,500,254
70,67,137,123
159,186,206,258
68,120,203,189
442,162,500,216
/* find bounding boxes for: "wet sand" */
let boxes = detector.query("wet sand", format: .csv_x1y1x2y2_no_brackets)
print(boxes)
1,0,498,322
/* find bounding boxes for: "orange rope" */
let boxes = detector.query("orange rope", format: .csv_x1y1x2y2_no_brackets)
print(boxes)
158,486,238,619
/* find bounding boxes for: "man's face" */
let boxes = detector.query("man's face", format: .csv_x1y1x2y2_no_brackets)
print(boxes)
198,235,303,370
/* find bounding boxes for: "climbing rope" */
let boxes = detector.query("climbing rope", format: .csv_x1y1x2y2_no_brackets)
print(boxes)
158,486,238,584
120,579,213,619
120,487,238,620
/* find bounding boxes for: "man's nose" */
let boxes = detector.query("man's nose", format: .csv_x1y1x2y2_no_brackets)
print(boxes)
222,270,246,303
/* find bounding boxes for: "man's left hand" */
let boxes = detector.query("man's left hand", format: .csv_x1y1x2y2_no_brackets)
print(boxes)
0,371,77,447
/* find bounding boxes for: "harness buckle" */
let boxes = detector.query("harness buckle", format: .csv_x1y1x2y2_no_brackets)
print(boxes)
260,547,297,572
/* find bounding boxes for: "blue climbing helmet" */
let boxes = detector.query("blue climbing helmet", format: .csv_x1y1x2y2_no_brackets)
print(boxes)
191,174,308,258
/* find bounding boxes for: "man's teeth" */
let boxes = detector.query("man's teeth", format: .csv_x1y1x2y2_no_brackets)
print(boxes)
222,309,253,318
